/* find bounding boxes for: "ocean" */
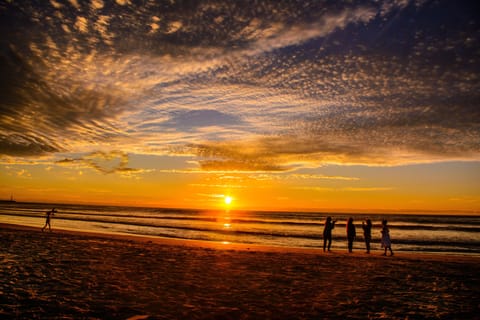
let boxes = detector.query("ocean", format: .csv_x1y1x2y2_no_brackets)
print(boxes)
1,202,479,255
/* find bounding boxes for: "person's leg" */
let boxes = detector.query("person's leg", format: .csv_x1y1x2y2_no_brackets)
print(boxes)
323,238,327,252
327,236,332,251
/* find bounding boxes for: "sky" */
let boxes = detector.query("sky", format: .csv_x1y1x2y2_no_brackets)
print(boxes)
0,0,479,213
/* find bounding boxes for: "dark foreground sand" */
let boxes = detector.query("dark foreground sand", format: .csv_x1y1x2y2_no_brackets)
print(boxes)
1,224,479,320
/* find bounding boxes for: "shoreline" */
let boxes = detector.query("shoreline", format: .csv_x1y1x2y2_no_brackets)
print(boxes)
2,205,479,257
2,222,478,262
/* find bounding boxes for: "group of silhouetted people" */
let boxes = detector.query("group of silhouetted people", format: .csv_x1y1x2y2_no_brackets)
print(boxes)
39,207,395,256
323,216,393,256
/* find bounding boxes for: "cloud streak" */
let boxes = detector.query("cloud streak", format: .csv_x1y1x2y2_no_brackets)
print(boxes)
56,151,146,176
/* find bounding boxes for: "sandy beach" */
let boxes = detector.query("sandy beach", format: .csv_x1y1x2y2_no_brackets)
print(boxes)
1,224,478,319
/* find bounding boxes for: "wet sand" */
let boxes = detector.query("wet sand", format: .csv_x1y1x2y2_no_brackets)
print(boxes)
1,223,479,319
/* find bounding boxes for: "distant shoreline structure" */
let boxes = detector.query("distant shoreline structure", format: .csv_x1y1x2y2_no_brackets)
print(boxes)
0,195,16,203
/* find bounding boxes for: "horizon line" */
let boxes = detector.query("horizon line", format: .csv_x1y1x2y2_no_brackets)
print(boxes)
3,199,479,215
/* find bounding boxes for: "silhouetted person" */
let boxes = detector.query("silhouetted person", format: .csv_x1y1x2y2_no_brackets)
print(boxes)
42,208,57,232
362,218,372,254
346,217,356,253
381,219,394,256
323,216,336,252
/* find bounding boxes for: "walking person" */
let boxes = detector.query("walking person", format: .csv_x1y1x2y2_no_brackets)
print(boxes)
381,219,394,256
346,217,356,253
362,218,372,254
323,216,336,252
42,208,57,232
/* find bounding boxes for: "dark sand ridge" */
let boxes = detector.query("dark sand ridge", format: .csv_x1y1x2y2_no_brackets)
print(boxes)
1,223,479,319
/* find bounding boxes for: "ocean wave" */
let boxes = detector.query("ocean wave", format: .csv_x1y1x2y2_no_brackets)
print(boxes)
2,203,480,255
1,209,479,232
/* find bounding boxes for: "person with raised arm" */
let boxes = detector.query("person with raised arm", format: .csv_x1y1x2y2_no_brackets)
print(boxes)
323,216,336,252
41,208,57,232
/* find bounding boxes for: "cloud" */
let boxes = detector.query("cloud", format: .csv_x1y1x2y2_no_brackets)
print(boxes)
242,5,378,56
288,174,360,181
74,16,89,33
198,159,288,172
115,0,130,6
342,187,393,192
90,0,104,11
56,151,147,176
448,196,479,203
0,0,478,169
184,138,301,172
56,158,77,165
190,184,245,190
291,186,392,192
83,151,130,174
16,169,32,178
185,127,480,172
0,135,60,157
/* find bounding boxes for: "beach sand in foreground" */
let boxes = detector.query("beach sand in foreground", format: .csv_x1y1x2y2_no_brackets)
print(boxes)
1,224,479,319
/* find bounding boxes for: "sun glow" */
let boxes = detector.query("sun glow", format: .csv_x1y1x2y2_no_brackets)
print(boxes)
224,195,233,205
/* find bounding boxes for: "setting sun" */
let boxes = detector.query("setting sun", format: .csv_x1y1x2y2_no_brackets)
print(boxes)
224,196,233,206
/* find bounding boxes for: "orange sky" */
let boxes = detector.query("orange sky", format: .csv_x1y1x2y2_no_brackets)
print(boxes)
1,158,479,213
1,1,479,213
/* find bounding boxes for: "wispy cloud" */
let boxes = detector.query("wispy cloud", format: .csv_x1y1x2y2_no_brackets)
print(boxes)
448,197,479,204
288,174,360,181
292,186,393,192
16,169,32,179
342,187,393,192
190,184,246,190
56,151,148,176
